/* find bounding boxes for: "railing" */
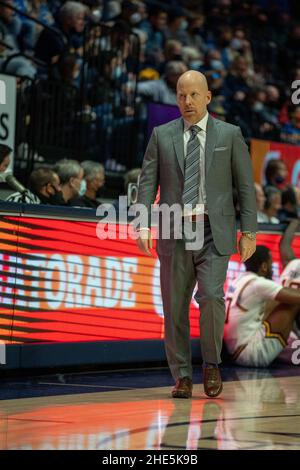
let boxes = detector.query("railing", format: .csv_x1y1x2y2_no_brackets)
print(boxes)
0,2,141,182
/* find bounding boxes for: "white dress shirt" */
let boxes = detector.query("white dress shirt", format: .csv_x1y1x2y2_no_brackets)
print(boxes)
183,112,208,216
138,112,209,232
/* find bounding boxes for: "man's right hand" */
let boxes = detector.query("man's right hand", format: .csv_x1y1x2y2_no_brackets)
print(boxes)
136,229,153,256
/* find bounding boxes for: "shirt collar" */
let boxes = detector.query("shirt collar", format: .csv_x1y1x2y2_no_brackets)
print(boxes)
184,112,209,133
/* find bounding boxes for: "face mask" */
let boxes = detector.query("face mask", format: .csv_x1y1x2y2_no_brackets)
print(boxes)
179,20,188,31
48,190,66,206
275,175,286,185
231,38,242,50
253,102,264,112
130,12,142,24
210,60,223,71
91,8,102,22
78,179,87,196
112,66,122,80
189,60,202,70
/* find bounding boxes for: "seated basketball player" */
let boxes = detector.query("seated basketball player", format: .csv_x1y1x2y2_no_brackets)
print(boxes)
279,218,300,339
224,224,300,367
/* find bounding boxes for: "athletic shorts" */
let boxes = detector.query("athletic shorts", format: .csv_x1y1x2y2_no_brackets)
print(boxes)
235,321,298,367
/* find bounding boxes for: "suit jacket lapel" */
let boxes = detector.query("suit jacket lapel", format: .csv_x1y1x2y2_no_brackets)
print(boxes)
205,114,219,177
172,118,185,175
171,115,219,176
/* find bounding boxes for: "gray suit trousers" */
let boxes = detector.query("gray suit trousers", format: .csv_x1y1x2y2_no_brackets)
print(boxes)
158,219,230,381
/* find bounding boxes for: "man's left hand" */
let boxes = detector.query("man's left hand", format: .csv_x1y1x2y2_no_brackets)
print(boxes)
239,236,256,263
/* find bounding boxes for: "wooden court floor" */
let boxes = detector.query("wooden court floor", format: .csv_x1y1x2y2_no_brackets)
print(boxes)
0,367,299,450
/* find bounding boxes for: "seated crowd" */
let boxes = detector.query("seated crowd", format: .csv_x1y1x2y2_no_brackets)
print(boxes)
0,143,140,207
1,0,300,149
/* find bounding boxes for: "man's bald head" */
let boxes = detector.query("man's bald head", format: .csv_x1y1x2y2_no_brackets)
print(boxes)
176,69,211,124
177,70,209,93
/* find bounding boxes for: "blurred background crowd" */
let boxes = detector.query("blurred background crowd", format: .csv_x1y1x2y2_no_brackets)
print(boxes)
0,0,300,223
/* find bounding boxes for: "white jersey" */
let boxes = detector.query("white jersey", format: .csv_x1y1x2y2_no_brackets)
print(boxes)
280,259,300,289
224,271,282,355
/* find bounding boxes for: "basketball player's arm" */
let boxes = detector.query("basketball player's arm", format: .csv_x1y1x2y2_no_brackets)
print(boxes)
275,286,300,304
135,128,159,256
279,219,300,268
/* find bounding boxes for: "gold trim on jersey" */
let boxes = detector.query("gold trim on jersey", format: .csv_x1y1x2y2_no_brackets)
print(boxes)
235,277,257,312
230,343,247,362
263,320,287,347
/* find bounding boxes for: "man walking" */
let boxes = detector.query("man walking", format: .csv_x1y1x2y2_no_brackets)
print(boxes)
136,70,257,398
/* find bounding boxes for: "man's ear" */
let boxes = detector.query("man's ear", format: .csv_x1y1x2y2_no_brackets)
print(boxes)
206,90,212,105
46,182,54,194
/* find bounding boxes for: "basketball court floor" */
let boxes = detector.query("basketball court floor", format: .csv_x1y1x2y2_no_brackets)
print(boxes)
0,365,299,450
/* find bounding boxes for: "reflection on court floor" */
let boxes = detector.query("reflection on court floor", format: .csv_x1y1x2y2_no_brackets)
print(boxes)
0,368,299,450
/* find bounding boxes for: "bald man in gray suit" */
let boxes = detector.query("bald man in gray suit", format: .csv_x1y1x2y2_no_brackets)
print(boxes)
136,71,257,398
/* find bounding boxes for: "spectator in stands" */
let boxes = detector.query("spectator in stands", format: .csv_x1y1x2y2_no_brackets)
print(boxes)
204,49,226,77
5,188,40,204
0,0,21,42
32,0,55,27
4,167,40,203
28,167,65,205
104,1,121,21
164,39,183,63
13,0,39,51
6,167,64,205
2,156,63,205
70,160,105,208
53,159,85,204
265,159,289,191
223,56,253,102
280,105,300,146
265,85,282,117
254,182,266,221
35,1,87,65
230,28,254,70
137,60,187,105
208,98,226,121
0,144,11,173
51,52,81,87
164,8,188,44
178,13,206,52
278,187,299,222
139,5,168,67
0,0,36,78
181,45,203,72
227,88,280,141
280,24,300,82
257,186,281,224
109,0,140,27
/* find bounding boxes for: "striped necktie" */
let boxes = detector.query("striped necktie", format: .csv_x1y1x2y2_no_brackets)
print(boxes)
182,125,201,208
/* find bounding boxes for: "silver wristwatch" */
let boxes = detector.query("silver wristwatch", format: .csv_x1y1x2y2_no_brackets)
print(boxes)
242,232,256,240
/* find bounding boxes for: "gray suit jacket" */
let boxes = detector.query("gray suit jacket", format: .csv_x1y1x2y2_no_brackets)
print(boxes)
137,114,257,255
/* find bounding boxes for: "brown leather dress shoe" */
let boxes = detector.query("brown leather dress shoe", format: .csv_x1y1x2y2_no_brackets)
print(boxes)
203,366,223,398
172,377,193,399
